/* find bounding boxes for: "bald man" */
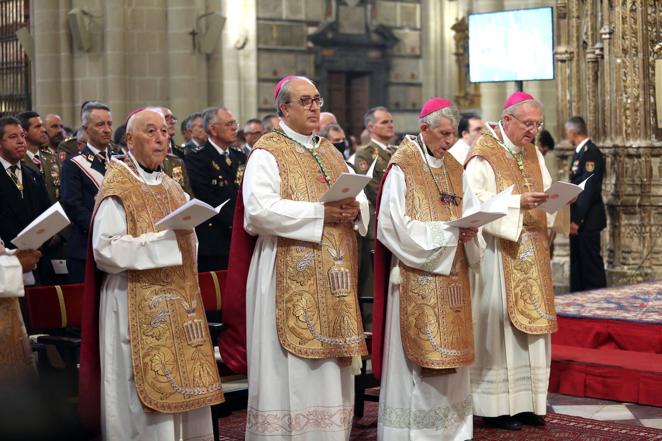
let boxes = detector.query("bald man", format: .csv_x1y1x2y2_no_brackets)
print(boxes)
80,109,223,440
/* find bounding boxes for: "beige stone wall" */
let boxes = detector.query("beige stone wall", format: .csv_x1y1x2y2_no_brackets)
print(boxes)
31,0,258,144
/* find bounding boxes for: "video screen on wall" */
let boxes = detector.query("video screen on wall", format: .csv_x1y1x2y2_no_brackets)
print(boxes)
468,7,555,83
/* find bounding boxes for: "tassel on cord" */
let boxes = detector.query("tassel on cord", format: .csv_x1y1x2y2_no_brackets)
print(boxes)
351,355,362,376
390,265,401,285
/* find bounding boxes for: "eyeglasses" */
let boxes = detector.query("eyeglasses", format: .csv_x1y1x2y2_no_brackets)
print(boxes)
214,121,238,129
508,113,543,131
288,95,324,109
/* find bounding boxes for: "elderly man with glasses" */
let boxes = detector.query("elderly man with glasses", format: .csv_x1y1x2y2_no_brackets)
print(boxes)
221,75,370,441
464,92,563,431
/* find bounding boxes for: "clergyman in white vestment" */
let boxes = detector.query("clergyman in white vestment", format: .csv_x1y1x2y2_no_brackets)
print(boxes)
465,92,560,431
91,109,223,441
375,98,484,441
242,76,370,441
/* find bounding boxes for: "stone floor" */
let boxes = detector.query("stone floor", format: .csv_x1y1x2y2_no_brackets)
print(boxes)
548,393,662,429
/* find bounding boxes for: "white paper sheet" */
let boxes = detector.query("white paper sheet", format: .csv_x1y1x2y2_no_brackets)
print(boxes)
320,173,372,203
537,175,591,214
51,259,68,275
447,185,513,228
154,198,230,230
11,202,71,250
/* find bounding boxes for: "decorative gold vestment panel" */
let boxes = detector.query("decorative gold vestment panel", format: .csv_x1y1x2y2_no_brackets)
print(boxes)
97,161,223,413
0,298,33,380
391,138,474,370
254,132,367,359
468,134,557,334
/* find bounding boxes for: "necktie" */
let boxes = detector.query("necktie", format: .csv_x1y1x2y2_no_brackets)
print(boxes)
7,165,23,194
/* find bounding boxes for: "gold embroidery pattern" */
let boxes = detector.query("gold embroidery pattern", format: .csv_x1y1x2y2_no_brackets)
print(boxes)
391,138,474,370
246,405,353,436
0,298,33,380
253,133,367,359
96,161,224,413
468,134,557,334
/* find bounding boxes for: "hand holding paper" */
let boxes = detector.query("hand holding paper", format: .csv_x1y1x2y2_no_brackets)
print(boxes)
11,202,71,250
537,175,592,214
447,185,513,228
155,198,230,230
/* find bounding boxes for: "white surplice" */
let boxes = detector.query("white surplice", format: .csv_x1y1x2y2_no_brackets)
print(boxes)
242,122,369,441
465,125,554,418
376,143,484,441
0,241,23,297
93,155,213,441
448,138,470,165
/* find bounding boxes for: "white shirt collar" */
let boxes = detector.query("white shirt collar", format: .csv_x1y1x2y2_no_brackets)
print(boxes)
26,150,39,160
489,121,522,153
409,134,443,168
192,139,200,147
280,120,318,149
0,155,18,172
208,138,229,156
86,143,103,156
575,138,590,153
119,152,163,185
371,138,390,151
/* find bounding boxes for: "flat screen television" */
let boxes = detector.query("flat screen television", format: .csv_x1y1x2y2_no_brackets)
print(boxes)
468,7,554,83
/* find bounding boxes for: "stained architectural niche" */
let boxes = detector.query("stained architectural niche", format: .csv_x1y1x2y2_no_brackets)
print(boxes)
553,0,662,289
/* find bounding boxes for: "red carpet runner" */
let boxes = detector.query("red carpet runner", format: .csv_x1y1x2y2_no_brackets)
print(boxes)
551,281,662,406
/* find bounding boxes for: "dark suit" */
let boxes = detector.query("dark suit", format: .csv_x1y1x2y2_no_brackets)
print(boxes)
569,139,607,292
0,162,54,285
184,141,246,271
169,138,187,160
60,146,107,282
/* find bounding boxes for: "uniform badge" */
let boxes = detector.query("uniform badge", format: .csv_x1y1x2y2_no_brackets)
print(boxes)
585,161,595,172
212,161,220,171
358,160,369,172
235,164,245,185
172,166,184,184
225,156,232,167
87,153,94,162
571,160,579,175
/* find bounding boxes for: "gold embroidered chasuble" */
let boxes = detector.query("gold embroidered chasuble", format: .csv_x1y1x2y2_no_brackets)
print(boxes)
0,297,33,379
253,132,367,359
390,137,474,370
467,133,557,335
95,160,224,413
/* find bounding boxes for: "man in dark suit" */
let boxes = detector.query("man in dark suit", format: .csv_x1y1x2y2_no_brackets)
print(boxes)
60,101,113,282
185,107,246,271
0,116,53,285
566,116,607,292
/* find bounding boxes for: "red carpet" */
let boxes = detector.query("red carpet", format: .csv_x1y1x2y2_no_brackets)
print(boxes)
551,282,662,406
218,402,662,440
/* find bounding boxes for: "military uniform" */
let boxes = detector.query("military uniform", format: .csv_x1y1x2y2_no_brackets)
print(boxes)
184,141,247,271
22,147,61,203
22,147,68,283
169,138,187,159
353,140,397,300
162,153,192,195
569,138,607,292
57,137,80,163
60,146,108,282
